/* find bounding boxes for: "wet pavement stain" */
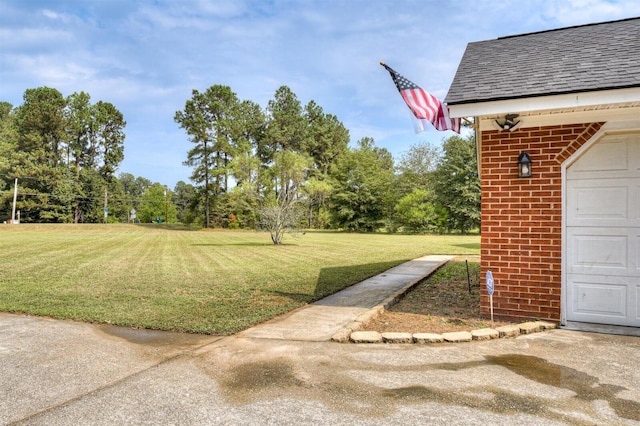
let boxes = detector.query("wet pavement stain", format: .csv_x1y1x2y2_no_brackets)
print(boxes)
389,354,640,422
382,385,562,420
225,360,303,390
217,353,639,423
384,355,640,423
97,324,214,348
217,359,390,417
486,354,640,422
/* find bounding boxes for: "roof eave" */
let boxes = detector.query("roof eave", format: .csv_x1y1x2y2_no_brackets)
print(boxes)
447,87,640,118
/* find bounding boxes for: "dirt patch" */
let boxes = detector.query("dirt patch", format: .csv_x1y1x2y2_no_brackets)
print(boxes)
362,256,514,334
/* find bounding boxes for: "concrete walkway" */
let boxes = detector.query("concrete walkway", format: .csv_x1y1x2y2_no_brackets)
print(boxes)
238,255,453,342
1,253,640,425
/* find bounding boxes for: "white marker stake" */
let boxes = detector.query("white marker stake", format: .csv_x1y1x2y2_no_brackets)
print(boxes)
490,294,494,326
486,270,495,326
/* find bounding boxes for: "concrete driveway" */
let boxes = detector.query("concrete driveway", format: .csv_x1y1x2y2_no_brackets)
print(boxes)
1,313,639,425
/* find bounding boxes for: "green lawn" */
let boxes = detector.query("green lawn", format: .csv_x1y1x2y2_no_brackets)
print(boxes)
0,224,479,334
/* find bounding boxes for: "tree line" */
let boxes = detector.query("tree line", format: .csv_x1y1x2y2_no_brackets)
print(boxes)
0,87,127,223
1,85,479,237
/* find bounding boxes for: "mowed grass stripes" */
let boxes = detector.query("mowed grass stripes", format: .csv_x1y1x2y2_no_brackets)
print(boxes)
0,225,479,334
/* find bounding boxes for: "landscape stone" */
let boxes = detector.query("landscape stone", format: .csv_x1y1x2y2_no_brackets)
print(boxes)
496,324,521,338
471,328,499,340
356,307,383,325
519,322,542,334
331,328,352,343
381,332,413,344
536,321,557,330
442,331,472,343
413,333,444,344
350,331,382,344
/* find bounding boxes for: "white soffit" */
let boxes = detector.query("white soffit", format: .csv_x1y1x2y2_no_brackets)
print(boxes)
477,105,640,132
448,87,640,128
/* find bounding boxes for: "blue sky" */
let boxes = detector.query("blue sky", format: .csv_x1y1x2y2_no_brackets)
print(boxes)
2,0,639,188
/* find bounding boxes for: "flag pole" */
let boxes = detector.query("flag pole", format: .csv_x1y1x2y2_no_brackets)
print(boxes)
462,117,477,128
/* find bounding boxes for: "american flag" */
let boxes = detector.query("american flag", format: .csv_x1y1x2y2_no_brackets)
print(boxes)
382,63,460,134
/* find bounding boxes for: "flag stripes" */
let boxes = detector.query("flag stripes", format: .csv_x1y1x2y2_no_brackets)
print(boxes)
382,63,460,133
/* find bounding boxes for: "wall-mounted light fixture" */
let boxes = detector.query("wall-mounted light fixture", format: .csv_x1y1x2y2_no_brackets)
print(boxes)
518,151,532,178
493,114,522,132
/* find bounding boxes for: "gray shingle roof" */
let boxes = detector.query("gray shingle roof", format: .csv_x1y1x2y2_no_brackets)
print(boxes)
445,17,640,105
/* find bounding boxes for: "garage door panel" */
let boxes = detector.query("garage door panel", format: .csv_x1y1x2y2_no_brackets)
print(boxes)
637,236,640,272
566,183,628,222
567,137,628,176
569,234,629,273
570,277,627,317
636,185,640,220
566,131,640,328
567,275,639,326
566,229,640,275
628,133,640,171
637,284,640,321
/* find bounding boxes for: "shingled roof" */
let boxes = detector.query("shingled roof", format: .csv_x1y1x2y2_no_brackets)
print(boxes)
445,17,640,106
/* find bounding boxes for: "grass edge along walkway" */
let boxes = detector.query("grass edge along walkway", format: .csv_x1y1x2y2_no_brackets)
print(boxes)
0,225,480,335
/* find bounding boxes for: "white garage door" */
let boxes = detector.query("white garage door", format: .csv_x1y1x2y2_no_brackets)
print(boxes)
566,132,640,327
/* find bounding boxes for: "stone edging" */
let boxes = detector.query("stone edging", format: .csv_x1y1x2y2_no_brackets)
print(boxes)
330,265,445,343
328,257,557,344
340,320,557,344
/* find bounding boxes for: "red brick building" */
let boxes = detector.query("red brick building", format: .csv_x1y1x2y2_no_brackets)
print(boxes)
445,18,640,335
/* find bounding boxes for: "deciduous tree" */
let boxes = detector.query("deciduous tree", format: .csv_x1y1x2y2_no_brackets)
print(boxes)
329,137,395,231
394,188,438,233
138,183,177,223
395,141,440,196
433,134,480,233
259,150,310,244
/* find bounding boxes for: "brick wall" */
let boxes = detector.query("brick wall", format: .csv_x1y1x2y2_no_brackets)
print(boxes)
480,122,603,322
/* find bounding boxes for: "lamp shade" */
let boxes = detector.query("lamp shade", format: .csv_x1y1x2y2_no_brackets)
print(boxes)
518,152,532,178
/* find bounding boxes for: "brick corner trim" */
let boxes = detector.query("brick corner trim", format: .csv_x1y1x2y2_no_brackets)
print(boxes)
553,122,604,165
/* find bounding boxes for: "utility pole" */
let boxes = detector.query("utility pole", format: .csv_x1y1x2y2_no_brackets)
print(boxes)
11,178,17,224
164,188,168,223
104,188,108,224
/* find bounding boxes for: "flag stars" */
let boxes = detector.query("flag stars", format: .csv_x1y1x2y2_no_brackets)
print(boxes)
382,63,461,133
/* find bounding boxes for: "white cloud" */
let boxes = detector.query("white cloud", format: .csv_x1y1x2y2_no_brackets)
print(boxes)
0,27,75,51
1,0,638,187
3,55,95,89
542,0,640,25
41,9,59,20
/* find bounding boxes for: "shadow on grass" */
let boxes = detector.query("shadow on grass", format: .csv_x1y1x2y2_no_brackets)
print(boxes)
191,242,275,247
134,223,203,231
266,260,406,306
267,290,311,304
453,243,481,250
